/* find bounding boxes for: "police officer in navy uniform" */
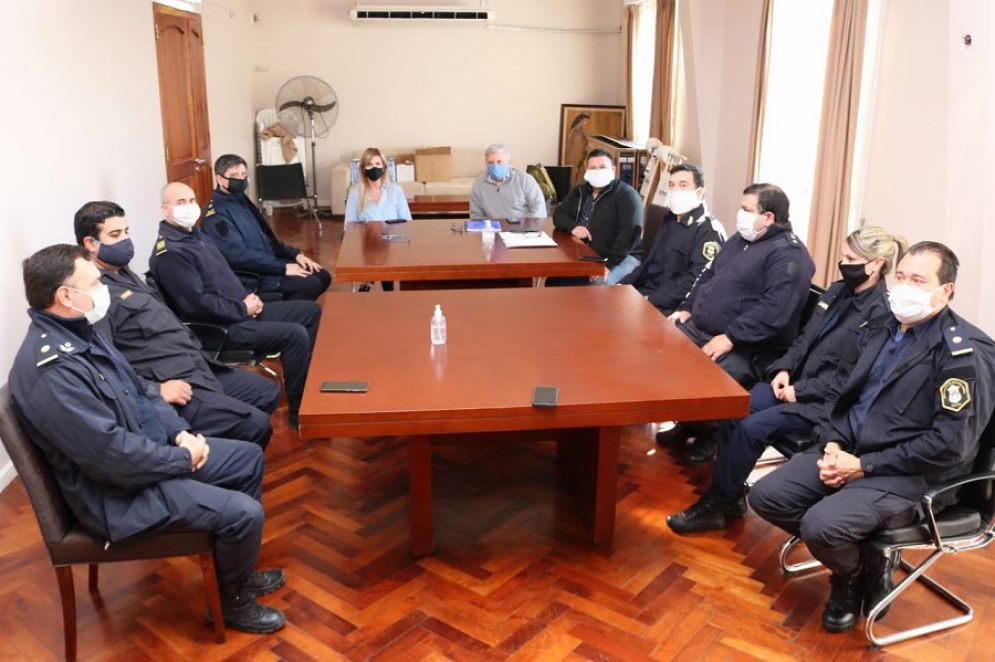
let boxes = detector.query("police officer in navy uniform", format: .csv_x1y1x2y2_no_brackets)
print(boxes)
619,163,726,316
750,241,995,634
73,200,279,449
667,227,904,533
9,245,286,634
202,154,330,301
148,182,321,430
662,183,816,463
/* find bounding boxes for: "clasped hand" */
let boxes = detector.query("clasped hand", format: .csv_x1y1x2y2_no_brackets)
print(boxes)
817,441,864,488
175,431,209,471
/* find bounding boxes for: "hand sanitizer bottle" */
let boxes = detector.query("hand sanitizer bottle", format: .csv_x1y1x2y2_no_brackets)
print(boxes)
431,304,447,345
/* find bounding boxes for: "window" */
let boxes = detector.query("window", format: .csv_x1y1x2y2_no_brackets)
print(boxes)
630,0,657,145
755,0,834,243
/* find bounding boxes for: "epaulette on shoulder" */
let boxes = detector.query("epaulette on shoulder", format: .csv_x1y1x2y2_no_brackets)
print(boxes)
34,332,64,368
785,231,802,247
205,203,216,218
944,324,974,357
119,290,133,300
154,236,168,256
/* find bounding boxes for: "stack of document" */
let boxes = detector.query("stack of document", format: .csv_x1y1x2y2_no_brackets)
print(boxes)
498,231,557,248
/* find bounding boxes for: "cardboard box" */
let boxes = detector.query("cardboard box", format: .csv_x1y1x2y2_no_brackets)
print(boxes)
415,146,452,183
589,135,648,190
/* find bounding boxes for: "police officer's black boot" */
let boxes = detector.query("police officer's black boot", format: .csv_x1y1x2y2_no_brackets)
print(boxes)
245,568,286,597
666,488,738,534
655,422,689,447
681,434,718,465
821,573,863,633
216,579,286,634
861,546,900,619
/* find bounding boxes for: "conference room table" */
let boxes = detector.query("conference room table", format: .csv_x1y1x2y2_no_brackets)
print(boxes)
334,218,604,289
299,286,750,555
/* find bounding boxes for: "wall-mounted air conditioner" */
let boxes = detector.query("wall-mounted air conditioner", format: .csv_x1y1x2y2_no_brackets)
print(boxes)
349,6,495,23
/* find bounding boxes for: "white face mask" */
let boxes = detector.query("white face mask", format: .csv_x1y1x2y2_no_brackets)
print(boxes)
736,208,766,242
69,284,111,324
584,168,615,189
668,189,702,216
171,203,201,228
889,283,942,325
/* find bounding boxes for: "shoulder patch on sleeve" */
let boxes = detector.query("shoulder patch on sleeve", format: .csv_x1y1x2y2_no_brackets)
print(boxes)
702,241,721,261
940,377,971,412
216,220,229,237
944,324,974,357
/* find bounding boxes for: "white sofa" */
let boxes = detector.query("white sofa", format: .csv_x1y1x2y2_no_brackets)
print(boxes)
330,146,483,215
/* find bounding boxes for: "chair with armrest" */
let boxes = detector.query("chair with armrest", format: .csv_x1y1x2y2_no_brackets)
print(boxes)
0,385,225,661
778,407,995,648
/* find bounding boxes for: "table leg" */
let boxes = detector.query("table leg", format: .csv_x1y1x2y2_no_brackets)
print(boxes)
408,435,434,555
556,426,620,545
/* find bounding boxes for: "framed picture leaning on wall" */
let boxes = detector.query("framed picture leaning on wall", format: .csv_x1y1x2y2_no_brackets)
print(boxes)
559,104,627,187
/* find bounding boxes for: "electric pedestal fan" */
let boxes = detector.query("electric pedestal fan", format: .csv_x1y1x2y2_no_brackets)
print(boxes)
275,75,339,220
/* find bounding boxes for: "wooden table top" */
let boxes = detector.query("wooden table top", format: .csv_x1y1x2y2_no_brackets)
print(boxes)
334,218,604,283
299,287,749,439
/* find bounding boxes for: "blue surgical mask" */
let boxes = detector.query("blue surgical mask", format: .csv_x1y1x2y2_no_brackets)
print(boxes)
487,163,509,181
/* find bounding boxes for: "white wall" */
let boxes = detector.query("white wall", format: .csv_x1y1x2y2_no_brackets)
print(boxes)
863,0,995,326
248,0,625,204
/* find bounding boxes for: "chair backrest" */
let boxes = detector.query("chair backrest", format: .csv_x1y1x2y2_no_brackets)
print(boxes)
800,285,827,331
963,405,995,519
0,385,74,551
256,163,308,203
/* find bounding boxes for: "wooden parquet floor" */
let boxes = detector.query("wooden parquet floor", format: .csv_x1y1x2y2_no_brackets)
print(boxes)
1,212,994,661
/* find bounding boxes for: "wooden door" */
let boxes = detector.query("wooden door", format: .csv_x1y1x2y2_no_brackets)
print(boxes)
154,4,213,207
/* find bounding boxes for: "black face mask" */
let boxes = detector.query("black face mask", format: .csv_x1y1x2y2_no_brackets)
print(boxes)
365,166,384,182
225,176,248,194
95,237,135,267
838,261,870,289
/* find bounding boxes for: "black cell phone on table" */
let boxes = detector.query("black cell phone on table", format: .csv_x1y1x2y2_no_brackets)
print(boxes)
320,381,369,393
579,255,607,262
384,218,406,224
532,386,559,407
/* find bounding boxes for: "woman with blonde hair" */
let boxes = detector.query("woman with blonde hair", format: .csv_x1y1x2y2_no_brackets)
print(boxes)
666,225,907,533
344,147,412,223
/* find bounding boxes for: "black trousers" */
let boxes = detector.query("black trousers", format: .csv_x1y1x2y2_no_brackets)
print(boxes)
154,438,266,587
225,300,321,411
275,269,331,301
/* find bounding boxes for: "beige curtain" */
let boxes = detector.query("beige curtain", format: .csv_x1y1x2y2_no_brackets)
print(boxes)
807,0,869,288
625,6,638,138
747,0,774,184
648,0,677,146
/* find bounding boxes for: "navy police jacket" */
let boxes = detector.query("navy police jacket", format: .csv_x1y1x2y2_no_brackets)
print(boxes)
95,266,226,393
9,310,193,544
148,221,251,325
620,203,725,314
202,188,301,293
681,222,815,350
769,278,890,423
819,307,995,507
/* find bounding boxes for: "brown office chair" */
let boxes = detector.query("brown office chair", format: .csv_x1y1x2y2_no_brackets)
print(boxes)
0,385,225,661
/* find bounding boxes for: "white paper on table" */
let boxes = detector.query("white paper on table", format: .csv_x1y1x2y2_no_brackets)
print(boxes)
498,231,558,248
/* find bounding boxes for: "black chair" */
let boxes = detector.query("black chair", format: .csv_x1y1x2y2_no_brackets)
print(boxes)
0,385,225,660
144,272,281,383
778,408,995,648
256,163,308,206
545,165,573,204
